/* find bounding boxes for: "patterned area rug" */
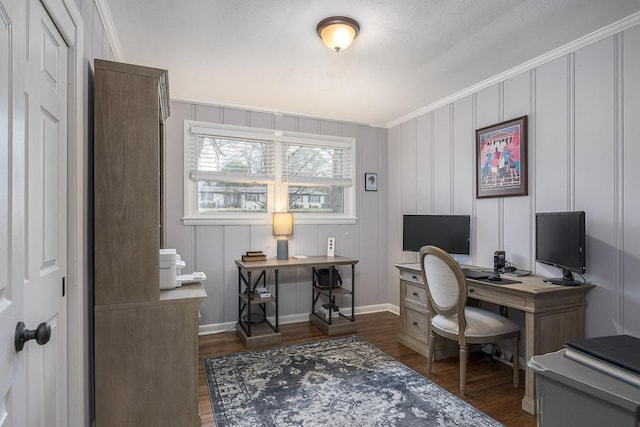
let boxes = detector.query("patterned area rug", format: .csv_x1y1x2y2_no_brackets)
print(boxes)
203,335,503,427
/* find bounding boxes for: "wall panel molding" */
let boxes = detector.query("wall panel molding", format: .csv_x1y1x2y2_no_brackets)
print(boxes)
93,0,123,60
528,69,537,269
614,32,625,329
448,104,455,212
567,52,576,209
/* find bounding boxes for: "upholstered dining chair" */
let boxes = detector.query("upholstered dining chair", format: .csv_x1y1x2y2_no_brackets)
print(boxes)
419,245,520,395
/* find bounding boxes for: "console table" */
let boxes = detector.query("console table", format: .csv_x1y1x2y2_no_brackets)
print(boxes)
235,256,359,348
395,263,595,415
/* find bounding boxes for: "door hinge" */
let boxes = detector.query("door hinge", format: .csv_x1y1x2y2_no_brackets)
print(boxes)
62,276,65,297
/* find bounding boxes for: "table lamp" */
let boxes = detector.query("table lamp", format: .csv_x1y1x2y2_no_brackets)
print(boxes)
273,212,293,260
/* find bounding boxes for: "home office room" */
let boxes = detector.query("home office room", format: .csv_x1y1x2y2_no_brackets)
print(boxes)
3,1,640,427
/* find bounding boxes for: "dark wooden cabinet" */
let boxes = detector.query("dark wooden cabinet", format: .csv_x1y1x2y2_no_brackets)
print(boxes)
93,59,205,427
93,59,169,305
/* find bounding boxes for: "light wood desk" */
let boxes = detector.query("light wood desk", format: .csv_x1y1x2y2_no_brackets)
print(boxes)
236,256,359,347
395,263,595,415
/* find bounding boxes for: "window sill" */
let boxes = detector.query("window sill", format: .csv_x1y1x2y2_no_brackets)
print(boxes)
181,216,358,226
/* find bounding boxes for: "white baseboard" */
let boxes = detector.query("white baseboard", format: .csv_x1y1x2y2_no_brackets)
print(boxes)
198,303,400,336
199,321,237,335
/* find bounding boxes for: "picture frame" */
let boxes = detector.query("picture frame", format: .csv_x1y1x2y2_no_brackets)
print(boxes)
364,173,377,191
476,115,528,199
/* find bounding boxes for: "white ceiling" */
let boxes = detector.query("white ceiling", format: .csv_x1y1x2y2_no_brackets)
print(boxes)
105,0,640,127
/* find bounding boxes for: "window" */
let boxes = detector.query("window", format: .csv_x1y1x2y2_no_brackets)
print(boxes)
183,121,356,225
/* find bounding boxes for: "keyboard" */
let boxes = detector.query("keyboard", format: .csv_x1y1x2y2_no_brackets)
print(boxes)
503,269,531,277
462,268,490,280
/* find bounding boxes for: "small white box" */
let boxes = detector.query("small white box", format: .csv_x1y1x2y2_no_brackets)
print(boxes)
159,249,178,290
254,287,271,298
317,304,339,321
327,237,335,257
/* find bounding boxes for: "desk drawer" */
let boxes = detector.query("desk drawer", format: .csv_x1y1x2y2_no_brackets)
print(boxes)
404,282,428,309
468,284,526,308
404,308,429,343
399,269,423,284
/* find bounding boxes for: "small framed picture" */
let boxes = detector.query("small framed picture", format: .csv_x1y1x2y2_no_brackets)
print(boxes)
365,173,377,191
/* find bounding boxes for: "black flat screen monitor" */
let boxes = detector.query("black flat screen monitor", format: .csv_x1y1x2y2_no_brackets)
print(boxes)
535,211,586,286
403,214,470,255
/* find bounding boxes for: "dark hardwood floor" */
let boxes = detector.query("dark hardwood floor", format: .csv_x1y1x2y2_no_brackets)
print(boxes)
198,311,537,427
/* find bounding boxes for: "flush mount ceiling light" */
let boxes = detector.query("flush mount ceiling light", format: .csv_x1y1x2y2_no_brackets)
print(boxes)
316,16,360,52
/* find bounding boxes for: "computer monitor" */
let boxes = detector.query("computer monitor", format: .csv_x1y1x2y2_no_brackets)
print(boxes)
535,211,586,286
402,214,470,255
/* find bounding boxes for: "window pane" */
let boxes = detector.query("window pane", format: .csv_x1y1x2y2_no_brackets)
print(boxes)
288,185,344,213
197,181,267,213
283,143,351,186
190,135,275,182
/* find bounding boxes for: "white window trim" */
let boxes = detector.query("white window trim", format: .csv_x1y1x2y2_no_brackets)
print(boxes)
182,120,357,226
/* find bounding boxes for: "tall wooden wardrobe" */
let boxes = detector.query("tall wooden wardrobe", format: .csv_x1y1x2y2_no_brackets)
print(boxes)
93,59,206,426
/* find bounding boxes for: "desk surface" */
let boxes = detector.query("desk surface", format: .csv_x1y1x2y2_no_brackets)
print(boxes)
396,262,595,298
236,255,359,270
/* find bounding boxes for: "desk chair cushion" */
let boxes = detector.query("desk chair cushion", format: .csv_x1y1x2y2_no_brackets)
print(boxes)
432,306,520,338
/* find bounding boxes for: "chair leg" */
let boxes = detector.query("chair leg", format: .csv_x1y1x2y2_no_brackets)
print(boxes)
459,344,468,395
426,330,436,373
512,336,520,388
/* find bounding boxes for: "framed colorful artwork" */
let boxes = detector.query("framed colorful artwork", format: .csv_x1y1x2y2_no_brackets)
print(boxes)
476,116,528,198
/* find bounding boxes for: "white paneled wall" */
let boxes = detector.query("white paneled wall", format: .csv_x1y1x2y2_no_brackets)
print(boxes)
502,72,532,270
451,97,475,255
388,23,640,336
164,102,388,326
475,86,502,270
623,24,640,333
574,37,618,335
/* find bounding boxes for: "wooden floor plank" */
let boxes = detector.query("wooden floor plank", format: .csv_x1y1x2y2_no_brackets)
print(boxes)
198,311,536,427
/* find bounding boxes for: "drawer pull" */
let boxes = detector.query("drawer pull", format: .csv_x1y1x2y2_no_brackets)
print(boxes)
412,292,419,297
469,288,475,293
412,275,418,280
412,321,418,326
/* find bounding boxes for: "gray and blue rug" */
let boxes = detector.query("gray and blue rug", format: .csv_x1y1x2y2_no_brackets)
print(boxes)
203,335,502,426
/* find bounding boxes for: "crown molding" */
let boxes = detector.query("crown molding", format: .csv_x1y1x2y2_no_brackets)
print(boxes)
94,0,124,61
387,11,640,129
172,95,384,128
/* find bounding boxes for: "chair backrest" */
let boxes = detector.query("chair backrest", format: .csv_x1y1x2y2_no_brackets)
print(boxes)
419,245,468,321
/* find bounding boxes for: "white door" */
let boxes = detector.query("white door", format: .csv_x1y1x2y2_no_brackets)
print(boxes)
0,1,26,425
0,0,68,425
24,0,68,425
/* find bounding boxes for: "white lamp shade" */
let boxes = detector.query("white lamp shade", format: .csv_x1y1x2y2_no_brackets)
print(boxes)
273,212,293,236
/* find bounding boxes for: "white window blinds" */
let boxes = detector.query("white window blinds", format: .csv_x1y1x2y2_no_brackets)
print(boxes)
188,128,275,183
184,121,357,224
282,142,353,186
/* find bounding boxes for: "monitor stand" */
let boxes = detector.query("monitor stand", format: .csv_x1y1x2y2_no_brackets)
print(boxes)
543,268,582,286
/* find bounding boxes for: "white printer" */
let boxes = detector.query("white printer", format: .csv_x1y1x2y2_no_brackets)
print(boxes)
159,249,205,290
159,249,181,289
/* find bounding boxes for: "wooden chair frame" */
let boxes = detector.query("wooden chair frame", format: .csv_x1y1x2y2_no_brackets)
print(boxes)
419,245,520,395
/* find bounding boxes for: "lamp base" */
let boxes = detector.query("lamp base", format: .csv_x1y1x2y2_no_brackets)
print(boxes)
276,239,289,260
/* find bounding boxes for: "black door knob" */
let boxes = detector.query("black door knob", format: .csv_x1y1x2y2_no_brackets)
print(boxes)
15,321,51,352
